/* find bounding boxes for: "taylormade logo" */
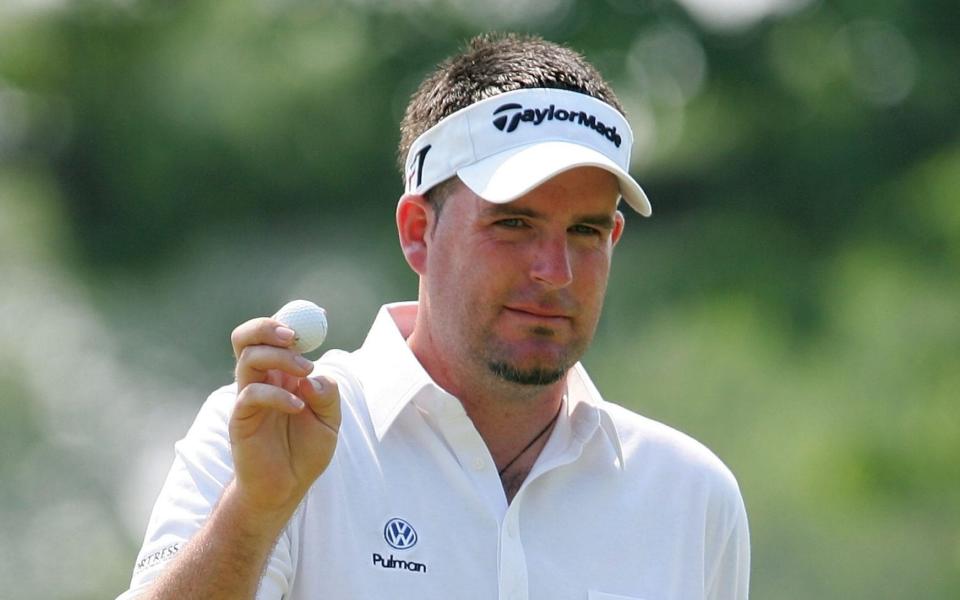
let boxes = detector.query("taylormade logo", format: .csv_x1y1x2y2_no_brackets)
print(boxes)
492,102,622,147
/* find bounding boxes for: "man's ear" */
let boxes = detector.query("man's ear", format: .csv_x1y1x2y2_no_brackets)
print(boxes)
611,210,626,247
396,194,431,275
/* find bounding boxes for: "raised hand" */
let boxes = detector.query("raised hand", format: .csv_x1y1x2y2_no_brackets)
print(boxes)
229,316,341,514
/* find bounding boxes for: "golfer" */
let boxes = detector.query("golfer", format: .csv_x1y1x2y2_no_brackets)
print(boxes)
118,33,750,600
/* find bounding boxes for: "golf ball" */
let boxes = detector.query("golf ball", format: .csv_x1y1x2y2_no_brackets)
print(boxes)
272,299,328,354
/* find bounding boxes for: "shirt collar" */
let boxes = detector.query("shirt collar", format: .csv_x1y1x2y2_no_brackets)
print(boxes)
354,302,441,441
354,302,625,468
566,362,626,469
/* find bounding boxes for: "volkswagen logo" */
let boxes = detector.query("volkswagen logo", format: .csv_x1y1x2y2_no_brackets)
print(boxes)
384,518,418,550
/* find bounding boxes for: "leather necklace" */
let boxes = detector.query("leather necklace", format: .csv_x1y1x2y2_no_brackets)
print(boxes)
497,402,564,477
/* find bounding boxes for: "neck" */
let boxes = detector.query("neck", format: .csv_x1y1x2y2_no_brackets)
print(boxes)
406,315,567,495
452,372,566,503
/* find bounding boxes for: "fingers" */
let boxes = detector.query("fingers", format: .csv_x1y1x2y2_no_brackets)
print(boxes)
231,317,296,359
236,344,314,390
232,316,314,392
230,376,341,442
232,382,307,432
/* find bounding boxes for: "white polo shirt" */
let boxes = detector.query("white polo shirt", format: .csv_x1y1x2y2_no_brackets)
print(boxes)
119,302,749,600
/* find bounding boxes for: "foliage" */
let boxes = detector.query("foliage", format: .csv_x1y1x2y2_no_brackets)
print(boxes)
1,0,957,597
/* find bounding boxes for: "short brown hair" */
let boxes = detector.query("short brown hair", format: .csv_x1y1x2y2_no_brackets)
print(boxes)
397,33,624,178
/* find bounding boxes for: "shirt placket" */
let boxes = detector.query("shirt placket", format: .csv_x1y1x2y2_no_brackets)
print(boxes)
498,493,529,600
428,398,509,517
497,405,600,600
421,397,529,600
416,393,601,600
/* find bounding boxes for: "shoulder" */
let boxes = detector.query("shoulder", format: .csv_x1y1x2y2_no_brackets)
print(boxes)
602,401,744,503
179,348,372,448
313,348,367,405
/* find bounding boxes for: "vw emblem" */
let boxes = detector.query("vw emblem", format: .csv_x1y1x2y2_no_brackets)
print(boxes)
384,518,418,550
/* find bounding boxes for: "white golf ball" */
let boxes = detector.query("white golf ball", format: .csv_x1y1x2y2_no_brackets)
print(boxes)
272,299,328,354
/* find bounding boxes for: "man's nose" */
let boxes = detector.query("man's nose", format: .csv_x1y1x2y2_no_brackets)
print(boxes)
530,234,573,288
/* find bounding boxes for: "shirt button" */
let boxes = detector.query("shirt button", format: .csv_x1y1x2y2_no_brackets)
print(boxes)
472,457,486,471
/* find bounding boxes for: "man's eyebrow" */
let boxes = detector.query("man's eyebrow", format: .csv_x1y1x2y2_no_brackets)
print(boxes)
482,202,616,230
480,204,542,219
481,203,617,229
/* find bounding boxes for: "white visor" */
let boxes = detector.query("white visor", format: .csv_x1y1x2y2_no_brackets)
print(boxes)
404,88,651,216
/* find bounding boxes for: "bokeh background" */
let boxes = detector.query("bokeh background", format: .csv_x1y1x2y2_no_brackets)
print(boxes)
1,0,958,597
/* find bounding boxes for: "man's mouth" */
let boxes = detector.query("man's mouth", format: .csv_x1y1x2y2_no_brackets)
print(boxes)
503,305,572,325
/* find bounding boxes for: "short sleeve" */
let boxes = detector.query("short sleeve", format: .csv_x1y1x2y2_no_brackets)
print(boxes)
115,384,295,599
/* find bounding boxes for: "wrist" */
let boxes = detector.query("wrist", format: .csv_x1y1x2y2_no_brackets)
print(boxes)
220,480,300,538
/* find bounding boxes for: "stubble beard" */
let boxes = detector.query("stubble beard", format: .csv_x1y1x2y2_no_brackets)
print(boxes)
486,361,567,386
482,326,583,387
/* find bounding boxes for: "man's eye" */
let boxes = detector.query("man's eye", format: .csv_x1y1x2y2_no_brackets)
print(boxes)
570,224,601,236
497,218,527,228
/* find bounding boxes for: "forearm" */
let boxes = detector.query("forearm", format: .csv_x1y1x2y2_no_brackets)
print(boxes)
143,481,296,600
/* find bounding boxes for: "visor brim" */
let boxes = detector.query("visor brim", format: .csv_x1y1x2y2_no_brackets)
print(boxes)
456,141,652,216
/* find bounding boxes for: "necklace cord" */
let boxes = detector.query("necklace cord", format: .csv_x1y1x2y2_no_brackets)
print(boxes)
498,402,564,477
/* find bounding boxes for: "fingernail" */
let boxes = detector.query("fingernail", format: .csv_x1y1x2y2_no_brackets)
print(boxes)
295,356,313,370
276,326,295,341
290,397,305,410
311,378,325,394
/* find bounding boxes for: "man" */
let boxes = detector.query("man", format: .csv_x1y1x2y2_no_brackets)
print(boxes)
118,33,749,600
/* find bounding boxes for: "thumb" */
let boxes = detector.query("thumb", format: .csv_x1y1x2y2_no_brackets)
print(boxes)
299,375,341,433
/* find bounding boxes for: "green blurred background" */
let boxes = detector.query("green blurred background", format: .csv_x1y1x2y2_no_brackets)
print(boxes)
1,0,958,597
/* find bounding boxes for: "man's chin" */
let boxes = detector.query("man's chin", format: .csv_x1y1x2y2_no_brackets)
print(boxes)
487,361,566,386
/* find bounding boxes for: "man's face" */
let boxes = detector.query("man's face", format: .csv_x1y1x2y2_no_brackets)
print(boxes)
420,166,624,387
